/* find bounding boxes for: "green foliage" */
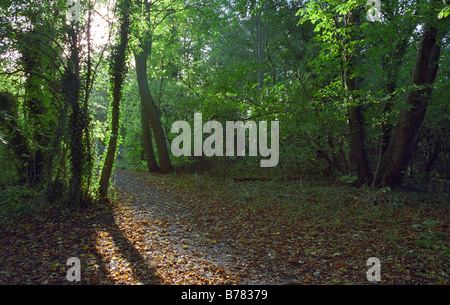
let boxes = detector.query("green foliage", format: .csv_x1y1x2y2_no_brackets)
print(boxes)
0,0,448,209
0,145,20,185
121,80,147,169
339,174,358,184
438,6,449,19
0,185,44,224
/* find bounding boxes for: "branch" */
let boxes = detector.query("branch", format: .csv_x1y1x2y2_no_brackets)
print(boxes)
296,71,320,116
180,77,201,97
0,68,58,87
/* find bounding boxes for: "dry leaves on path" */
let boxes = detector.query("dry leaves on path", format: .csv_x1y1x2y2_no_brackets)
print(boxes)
0,169,448,285
116,170,449,285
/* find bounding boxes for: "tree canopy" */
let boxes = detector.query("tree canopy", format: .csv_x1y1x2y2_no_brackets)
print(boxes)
0,0,448,202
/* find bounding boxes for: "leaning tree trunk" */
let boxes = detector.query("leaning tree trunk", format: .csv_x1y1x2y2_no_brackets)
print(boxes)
140,102,159,172
134,38,172,173
380,16,444,187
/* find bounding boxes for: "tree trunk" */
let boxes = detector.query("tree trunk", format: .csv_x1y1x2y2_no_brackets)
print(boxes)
345,8,371,184
141,101,159,172
20,31,48,184
381,36,411,156
380,17,444,187
134,38,172,173
64,24,84,205
255,13,264,87
424,135,441,173
98,0,131,199
379,0,418,158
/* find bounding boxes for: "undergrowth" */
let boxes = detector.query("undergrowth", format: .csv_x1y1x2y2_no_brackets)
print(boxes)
159,168,449,236
0,185,48,224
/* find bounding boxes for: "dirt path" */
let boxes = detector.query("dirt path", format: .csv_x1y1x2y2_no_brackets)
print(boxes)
111,169,274,284
0,169,296,285
110,169,449,285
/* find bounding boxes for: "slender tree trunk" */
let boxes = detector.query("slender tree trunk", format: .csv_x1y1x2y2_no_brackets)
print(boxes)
345,8,371,184
140,102,159,172
255,13,263,87
98,0,131,199
424,135,441,173
380,17,444,187
373,36,412,186
379,0,417,158
21,31,48,184
134,38,172,173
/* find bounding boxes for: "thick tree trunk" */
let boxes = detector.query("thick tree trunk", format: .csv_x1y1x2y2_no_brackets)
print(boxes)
64,25,85,205
381,36,411,156
134,39,172,173
345,9,371,184
380,18,444,187
347,104,372,184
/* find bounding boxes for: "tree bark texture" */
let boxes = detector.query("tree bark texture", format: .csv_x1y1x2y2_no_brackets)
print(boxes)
380,16,444,187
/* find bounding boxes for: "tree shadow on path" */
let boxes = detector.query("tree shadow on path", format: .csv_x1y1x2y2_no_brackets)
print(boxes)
0,200,163,284
88,201,163,285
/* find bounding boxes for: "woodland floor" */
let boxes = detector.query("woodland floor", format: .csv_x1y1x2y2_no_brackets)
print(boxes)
0,169,448,285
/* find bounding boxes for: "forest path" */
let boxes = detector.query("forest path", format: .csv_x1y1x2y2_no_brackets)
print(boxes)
2,169,446,284
111,169,277,284
110,169,450,285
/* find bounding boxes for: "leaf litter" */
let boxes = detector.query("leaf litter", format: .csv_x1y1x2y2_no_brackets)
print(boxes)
0,169,448,284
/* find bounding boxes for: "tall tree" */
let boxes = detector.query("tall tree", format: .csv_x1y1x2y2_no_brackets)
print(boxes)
299,0,372,184
344,5,372,184
98,0,132,199
379,2,417,157
132,0,178,173
135,36,172,173
64,22,85,205
380,0,447,186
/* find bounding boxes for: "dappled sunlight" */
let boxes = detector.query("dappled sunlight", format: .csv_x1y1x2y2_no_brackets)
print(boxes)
93,229,139,284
